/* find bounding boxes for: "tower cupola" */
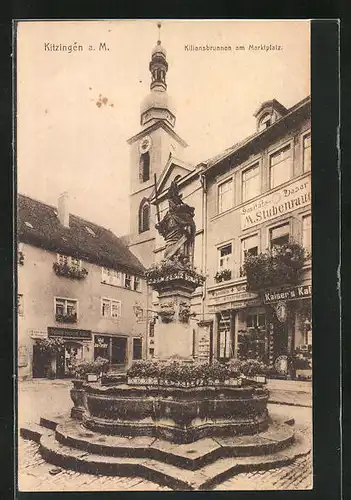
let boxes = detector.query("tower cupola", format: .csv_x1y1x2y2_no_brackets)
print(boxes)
140,23,176,129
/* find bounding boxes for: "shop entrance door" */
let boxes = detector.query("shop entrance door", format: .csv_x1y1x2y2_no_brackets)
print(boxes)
111,337,127,371
32,345,48,378
56,347,65,378
271,321,289,378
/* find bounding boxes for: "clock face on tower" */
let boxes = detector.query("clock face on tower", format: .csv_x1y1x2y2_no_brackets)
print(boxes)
139,135,152,154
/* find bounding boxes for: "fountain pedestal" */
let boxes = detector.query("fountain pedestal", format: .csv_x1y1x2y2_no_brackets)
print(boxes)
150,273,201,360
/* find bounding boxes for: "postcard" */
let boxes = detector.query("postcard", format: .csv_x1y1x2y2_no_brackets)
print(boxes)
16,19,312,492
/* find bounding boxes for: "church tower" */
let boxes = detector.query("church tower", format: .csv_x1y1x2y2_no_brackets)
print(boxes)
127,23,188,267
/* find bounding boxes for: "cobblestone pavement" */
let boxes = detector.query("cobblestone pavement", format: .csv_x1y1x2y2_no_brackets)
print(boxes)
17,379,313,491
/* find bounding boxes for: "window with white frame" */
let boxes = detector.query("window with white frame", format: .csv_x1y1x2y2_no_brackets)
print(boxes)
218,178,233,213
303,133,311,172
242,163,260,202
269,223,290,250
133,276,141,292
218,244,232,271
302,214,311,254
241,234,259,270
101,298,121,318
18,294,24,316
124,273,132,289
101,267,122,287
269,145,292,189
57,254,81,269
55,298,77,318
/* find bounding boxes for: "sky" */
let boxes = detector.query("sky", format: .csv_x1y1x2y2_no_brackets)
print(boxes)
17,20,310,236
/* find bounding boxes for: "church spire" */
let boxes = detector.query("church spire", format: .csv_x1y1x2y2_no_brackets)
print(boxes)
149,22,168,92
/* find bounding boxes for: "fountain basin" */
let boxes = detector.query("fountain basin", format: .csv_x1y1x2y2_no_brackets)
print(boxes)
77,383,269,444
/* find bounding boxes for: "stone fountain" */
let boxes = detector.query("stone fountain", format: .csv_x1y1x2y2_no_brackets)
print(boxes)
20,180,310,490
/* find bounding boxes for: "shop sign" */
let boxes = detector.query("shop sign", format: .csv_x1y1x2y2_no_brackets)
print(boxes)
29,329,47,340
241,175,311,230
211,291,258,305
263,284,312,304
48,327,92,340
94,336,109,349
274,355,289,375
275,301,287,323
210,299,261,313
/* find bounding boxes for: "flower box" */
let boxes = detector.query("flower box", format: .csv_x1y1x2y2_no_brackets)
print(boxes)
224,378,242,387
244,375,267,384
296,369,312,380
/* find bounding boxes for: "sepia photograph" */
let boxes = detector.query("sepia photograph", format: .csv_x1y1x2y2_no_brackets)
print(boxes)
16,19,312,492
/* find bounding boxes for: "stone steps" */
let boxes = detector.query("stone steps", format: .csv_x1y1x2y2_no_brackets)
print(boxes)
38,430,311,491
53,419,294,470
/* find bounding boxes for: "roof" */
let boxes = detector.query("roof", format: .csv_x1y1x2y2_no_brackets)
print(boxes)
17,194,145,275
201,95,310,172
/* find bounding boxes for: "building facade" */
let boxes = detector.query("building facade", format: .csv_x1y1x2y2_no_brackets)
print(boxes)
201,98,311,377
125,35,312,378
17,193,147,380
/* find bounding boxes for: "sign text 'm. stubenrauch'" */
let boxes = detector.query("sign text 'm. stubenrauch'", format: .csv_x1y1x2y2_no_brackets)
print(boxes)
241,175,311,230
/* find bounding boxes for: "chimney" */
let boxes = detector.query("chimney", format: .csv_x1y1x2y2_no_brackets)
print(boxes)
58,192,69,228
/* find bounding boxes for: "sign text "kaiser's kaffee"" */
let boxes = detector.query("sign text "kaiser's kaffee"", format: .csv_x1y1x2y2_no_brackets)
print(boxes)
263,284,312,304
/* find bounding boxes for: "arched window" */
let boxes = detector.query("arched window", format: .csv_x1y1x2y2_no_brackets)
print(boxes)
139,200,150,233
258,112,272,131
139,152,150,182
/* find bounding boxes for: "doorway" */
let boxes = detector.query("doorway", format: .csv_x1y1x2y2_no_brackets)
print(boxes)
111,337,127,370
32,345,49,378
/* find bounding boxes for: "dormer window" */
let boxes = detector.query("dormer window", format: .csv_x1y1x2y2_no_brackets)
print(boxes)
258,113,272,131
254,99,288,132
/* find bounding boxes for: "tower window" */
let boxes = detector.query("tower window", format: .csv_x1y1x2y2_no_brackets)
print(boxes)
139,200,150,233
140,152,150,182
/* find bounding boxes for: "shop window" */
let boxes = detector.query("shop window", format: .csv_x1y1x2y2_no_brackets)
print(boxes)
247,312,266,328
241,234,259,275
101,267,122,287
133,276,141,292
269,223,290,250
140,152,150,182
139,200,150,233
218,311,233,360
242,163,260,202
18,294,24,316
237,310,267,361
94,335,110,361
302,214,312,254
55,298,78,322
124,274,132,289
269,145,292,189
218,178,233,213
132,338,143,360
101,298,121,318
303,133,311,172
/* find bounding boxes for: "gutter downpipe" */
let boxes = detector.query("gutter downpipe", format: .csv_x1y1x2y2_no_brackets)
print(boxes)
199,171,207,321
